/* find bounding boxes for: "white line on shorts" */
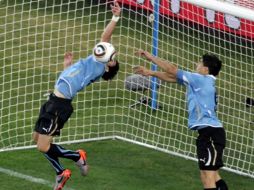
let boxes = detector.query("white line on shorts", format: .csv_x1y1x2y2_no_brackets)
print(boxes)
0,167,75,190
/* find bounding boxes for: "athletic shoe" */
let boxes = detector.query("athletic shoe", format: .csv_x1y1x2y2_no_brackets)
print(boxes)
76,149,89,176
54,169,71,190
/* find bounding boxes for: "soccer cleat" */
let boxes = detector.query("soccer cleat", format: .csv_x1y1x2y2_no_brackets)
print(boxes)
54,169,71,190
76,149,89,176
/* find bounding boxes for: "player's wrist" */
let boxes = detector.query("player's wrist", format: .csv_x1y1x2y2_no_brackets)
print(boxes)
148,70,154,76
146,55,153,62
112,15,120,22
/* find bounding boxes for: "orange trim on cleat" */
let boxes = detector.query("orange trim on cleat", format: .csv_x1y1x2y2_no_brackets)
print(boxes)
76,149,89,176
54,169,71,190
78,149,87,163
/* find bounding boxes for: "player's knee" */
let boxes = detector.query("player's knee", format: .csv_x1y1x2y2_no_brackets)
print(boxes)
36,143,50,153
32,132,38,143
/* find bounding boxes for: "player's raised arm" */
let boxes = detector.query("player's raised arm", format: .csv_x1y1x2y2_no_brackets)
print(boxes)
133,66,177,83
101,1,121,42
136,49,178,77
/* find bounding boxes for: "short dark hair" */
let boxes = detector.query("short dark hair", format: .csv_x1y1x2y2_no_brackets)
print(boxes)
102,60,120,80
202,53,222,76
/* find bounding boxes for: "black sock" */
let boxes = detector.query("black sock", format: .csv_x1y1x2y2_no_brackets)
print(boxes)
44,144,80,175
216,179,228,190
47,144,80,162
44,152,64,175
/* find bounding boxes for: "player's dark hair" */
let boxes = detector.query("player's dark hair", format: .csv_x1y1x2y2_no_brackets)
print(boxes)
202,53,222,76
102,60,120,80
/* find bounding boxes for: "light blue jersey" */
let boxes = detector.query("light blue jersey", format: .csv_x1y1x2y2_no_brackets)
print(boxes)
55,55,105,99
176,70,222,130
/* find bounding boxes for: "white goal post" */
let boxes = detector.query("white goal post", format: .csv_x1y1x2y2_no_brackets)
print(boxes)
0,0,253,179
182,0,254,21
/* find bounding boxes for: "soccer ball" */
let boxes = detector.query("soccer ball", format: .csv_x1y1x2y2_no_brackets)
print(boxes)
93,42,116,63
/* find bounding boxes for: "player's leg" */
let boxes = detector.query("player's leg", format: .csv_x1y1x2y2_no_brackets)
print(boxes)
213,128,228,190
36,133,63,174
35,132,73,190
36,133,52,152
32,131,39,143
35,124,88,176
32,98,72,190
45,142,88,176
34,95,88,176
215,171,228,190
36,133,65,174
200,170,216,189
44,142,88,190
33,130,65,175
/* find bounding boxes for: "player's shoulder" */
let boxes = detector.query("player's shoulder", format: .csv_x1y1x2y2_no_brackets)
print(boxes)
192,72,216,80
75,55,94,65
178,70,200,78
83,54,100,63
207,74,216,80
178,69,197,75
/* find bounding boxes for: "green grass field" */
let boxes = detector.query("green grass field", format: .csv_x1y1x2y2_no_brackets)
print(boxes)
0,140,254,190
0,0,254,189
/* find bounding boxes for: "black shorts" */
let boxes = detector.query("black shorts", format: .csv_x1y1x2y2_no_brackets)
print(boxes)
196,127,226,170
34,93,73,136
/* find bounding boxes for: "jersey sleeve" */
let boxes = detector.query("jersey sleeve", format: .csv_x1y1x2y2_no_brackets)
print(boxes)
176,70,197,88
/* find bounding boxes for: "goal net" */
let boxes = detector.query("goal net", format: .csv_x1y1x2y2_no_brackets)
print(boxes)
0,0,253,178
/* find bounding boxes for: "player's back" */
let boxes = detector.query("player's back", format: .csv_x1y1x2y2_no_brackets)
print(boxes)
55,55,105,99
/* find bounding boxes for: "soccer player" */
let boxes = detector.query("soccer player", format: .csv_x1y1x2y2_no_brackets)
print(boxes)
32,2,121,190
133,50,228,190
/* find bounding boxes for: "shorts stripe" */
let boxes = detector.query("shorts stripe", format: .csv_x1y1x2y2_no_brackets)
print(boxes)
211,141,217,166
48,119,54,133
49,116,59,136
205,148,212,166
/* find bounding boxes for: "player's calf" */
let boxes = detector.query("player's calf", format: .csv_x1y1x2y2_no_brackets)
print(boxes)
216,179,228,190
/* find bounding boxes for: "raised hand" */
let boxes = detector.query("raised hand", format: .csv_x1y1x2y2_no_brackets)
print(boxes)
64,52,73,69
110,1,121,16
135,49,153,61
133,66,151,76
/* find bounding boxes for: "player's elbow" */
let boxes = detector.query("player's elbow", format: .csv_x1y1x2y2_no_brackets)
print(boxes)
166,65,178,77
164,73,177,82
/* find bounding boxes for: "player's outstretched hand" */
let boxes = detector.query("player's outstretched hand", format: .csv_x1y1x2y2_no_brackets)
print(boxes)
133,66,151,76
110,1,121,16
64,52,73,69
135,49,153,61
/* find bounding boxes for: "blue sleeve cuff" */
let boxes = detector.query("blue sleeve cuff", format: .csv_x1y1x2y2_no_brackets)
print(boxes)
176,69,185,85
